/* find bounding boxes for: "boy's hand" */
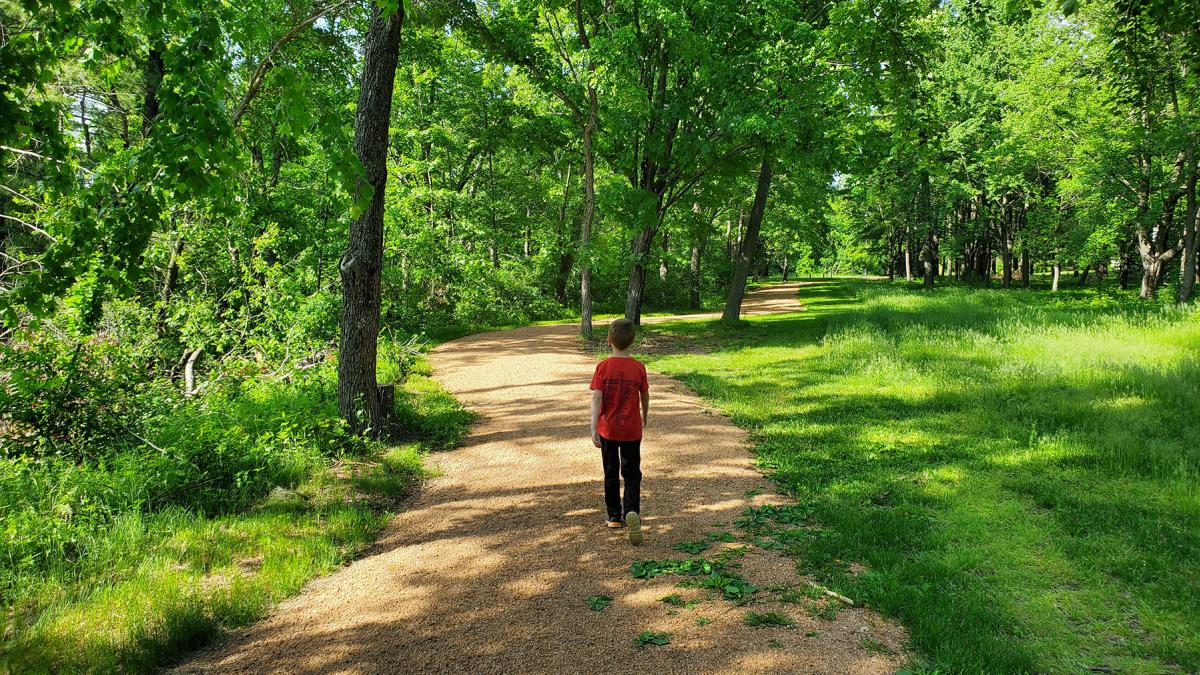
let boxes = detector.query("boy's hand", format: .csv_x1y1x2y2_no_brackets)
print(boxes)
592,431,601,448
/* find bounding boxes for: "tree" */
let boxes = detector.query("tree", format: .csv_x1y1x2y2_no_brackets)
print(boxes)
338,1,404,435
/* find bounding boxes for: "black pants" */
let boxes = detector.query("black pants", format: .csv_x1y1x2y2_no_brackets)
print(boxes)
600,437,641,521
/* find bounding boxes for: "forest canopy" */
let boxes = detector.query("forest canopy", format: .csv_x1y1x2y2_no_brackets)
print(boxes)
2,0,1199,431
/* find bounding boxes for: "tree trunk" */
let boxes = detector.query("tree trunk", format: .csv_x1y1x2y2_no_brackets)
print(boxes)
918,168,935,288
904,225,913,282
921,232,936,288
688,238,704,310
1179,154,1197,303
108,93,130,148
337,3,403,437
1051,261,1060,291
1020,246,1031,288
659,231,670,292
579,83,597,338
722,148,774,324
624,228,653,324
156,234,186,332
142,47,164,137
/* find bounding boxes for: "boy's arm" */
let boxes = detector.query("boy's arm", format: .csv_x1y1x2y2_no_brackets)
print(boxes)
590,390,603,447
640,391,650,427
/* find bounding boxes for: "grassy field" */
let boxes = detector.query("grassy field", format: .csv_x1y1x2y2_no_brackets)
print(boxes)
643,280,1199,673
0,362,471,673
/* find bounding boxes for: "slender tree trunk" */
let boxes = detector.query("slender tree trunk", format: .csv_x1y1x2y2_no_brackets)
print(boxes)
337,2,403,436
722,148,774,323
579,84,597,338
918,168,935,288
107,93,130,148
142,51,164,137
659,231,670,284
688,238,705,309
142,1,165,138
1179,154,1197,303
904,225,913,282
1020,246,1031,288
80,93,93,158
553,165,575,304
1052,261,1061,291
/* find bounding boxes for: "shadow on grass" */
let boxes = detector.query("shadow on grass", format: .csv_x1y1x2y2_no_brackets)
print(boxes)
648,280,1200,672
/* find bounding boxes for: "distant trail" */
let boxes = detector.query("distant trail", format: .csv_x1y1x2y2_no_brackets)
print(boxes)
177,282,905,674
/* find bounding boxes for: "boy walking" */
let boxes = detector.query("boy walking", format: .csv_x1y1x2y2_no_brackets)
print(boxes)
590,318,649,546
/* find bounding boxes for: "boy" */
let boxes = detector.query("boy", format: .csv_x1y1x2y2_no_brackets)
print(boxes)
590,318,650,546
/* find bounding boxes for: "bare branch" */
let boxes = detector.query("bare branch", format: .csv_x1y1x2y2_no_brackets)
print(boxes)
0,213,56,242
231,0,355,127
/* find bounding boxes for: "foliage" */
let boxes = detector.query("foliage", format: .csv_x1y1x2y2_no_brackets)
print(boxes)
650,279,1200,672
0,352,470,672
585,594,613,611
632,630,671,648
744,611,796,628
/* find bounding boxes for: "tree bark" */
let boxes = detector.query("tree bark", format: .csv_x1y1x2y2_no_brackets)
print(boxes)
722,148,774,323
624,228,653,324
1051,261,1061,291
904,225,913,282
575,0,598,338
579,81,597,338
688,238,704,309
337,2,403,436
156,233,185,333
142,1,165,138
1179,152,1197,303
918,168,935,288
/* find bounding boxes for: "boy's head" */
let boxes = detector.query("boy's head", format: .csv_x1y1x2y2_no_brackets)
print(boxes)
608,319,636,351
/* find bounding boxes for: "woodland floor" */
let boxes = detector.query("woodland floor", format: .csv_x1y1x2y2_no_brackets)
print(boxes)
174,283,907,674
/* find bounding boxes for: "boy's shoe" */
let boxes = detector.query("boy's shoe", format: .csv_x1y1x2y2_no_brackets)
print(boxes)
625,512,643,546
606,520,625,529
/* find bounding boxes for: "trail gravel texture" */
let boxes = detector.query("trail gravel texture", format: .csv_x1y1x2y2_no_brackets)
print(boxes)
176,283,907,674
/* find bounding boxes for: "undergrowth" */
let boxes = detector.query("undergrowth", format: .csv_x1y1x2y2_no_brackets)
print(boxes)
0,352,471,673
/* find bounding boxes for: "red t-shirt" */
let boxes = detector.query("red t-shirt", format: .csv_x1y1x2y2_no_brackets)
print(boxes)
590,356,649,441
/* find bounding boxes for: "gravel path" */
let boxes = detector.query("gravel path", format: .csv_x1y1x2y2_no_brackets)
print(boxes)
176,283,906,674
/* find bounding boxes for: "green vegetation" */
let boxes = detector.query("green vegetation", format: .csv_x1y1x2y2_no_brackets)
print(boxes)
647,280,1200,672
586,595,614,612
4,0,1198,670
633,631,671,648
0,360,470,673
671,540,711,554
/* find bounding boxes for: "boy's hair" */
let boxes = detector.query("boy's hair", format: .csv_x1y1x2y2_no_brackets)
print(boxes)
608,318,636,350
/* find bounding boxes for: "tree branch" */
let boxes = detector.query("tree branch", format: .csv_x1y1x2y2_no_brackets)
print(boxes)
231,0,355,127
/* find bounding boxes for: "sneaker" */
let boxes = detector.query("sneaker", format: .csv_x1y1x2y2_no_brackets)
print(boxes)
625,512,643,546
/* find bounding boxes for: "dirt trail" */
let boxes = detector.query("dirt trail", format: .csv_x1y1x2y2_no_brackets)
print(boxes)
177,283,905,674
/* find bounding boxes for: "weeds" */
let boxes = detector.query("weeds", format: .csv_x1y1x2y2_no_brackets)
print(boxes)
633,631,671,648
745,611,796,628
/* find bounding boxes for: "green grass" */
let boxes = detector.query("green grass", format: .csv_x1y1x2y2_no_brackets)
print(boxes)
644,279,1200,673
0,370,471,673
745,610,797,628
